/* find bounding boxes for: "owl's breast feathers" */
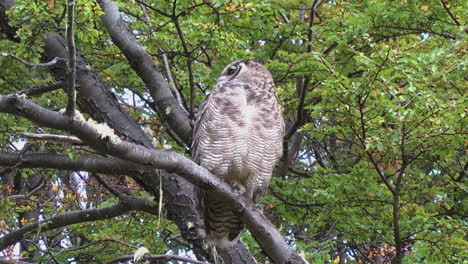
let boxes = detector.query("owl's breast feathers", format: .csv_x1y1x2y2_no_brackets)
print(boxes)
192,81,284,193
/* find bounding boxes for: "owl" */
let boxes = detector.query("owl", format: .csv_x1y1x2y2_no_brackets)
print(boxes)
192,59,284,247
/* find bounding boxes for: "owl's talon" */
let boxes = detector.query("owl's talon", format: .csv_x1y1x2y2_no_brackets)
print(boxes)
230,181,246,193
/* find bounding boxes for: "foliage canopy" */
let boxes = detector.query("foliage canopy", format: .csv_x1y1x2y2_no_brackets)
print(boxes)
0,0,466,263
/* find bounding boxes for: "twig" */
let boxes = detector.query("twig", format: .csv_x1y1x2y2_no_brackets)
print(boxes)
279,12,289,23
288,167,315,178
137,3,188,116
440,0,461,26
160,50,189,115
323,42,337,56
284,77,310,141
0,53,62,68
25,239,60,264
93,173,122,198
0,257,35,264
17,81,64,96
134,0,172,18
172,12,195,120
19,132,84,145
66,0,76,116
268,187,324,208
104,254,208,264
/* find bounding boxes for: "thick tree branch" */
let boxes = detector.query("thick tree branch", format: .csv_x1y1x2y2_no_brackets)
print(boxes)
0,152,149,175
0,94,306,264
40,31,154,147
98,0,192,144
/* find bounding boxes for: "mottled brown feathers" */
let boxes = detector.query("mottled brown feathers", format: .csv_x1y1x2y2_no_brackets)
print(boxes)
192,60,284,247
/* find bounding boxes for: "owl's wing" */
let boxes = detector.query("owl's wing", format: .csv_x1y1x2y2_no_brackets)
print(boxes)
191,93,211,164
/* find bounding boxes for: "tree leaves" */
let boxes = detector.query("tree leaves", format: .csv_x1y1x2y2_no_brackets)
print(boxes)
0,0,466,262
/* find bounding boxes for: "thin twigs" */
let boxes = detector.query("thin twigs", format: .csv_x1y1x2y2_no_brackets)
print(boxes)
160,50,189,115
172,13,195,120
137,3,188,115
440,0,461,26
19,132,84,145
66,0,77,116
104,254,207,264
284,77,310,141
93,173,123,198
0,53,62,68
17,81,64,96
284,0,325,141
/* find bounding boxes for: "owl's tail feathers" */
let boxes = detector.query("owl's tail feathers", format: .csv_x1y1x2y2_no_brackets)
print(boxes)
203,194,243,248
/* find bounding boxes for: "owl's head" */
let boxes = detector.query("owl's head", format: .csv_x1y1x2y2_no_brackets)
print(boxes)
217,59,274,88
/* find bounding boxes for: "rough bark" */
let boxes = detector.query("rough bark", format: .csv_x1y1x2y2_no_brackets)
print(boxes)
98,0,192,144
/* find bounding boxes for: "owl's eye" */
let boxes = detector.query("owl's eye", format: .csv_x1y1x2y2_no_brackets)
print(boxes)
226,66,238,76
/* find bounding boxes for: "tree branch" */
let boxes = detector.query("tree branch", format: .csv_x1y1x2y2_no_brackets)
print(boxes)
0,257,35,264
17,81,64,96
0,203,131,250
98,0,192,144
0,152,150,175
160,49,189,115
171,8,196,119
0,53,63,68
0,0,210,261
105,254,207,264
19,132,84,145
440,0,461,26
0,94,306,263
65,0,77,115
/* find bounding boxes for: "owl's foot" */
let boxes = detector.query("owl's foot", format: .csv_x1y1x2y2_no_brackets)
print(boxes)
229,181,246,195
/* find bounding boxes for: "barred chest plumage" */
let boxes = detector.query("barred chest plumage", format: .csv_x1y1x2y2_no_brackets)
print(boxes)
192,60,284,247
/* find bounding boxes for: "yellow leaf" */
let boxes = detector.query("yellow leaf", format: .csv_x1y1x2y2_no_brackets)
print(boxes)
333,257,340,263
421,5,429,12
226,4,238,11
368,192,376,197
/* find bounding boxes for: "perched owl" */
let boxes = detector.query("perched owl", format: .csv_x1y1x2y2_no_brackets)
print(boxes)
192,60,284,247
